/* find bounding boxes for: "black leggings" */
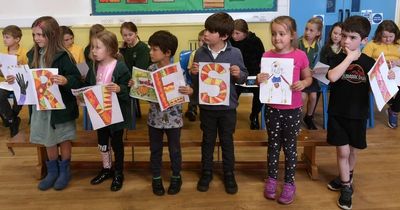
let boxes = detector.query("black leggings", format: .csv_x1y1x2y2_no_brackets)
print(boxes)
97,127,124,172
389,86,400,112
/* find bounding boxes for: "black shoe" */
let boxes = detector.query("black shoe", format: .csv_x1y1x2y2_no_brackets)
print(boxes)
185,111,196,122
337,185,353,210
197,170,213,192
9,117,21,138
110,171,124,191
167,175,182,195
249,114,260,130
1,115,10,127
224,172,238,194
152,178,165,196
328,176,354,191
90,168,113,185
303,115,317,130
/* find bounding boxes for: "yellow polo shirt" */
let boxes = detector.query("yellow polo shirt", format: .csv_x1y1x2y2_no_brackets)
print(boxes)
363,41,400,62
67,44,85,64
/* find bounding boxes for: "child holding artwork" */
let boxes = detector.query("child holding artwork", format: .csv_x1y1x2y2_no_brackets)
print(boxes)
0,25,28,137
191,12,248,194
257,16,312,204
84,30,131,191
298,17,323,130
363,20,400,128
60,26,85,64
320,22,343,65
84,24,105,66
140,30,192,196
25,16,82,191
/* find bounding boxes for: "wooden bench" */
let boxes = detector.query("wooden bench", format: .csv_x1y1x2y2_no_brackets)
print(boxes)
6,129,330,180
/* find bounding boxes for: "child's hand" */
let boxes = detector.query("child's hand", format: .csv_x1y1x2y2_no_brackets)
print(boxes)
191,62,199,75
128,79,135,87
6,75,16,84
291,80,306,91
388,69,396,80
106,82,121,93
257,73,269,84
52,75,68,86
178,85,193,95
230,65,240,78
344,47,361,62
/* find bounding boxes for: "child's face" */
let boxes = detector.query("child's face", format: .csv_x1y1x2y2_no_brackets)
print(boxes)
340,30,368,51
198,35,205,47
331,26,342,45
381,30,396,45
304,23,321,42
91,38,110,62
3,34,20,47
203,30,227,47
232,30,247,42
32,26,48,48
121,28,138,46
271,22,294,53
63,34,74,48
150,46,169,64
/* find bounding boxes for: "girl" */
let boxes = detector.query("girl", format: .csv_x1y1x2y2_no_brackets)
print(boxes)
363,20,400,128
85,30,131,191
60,26,85,64
298,17,323,130
27,16,82,191
230,19,265,130
320,22,343,65
84,24,105,66
257,16,312,204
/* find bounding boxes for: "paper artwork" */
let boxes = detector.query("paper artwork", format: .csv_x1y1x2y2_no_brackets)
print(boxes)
77,62,89,77
130,67,157,102
368,53,399,111
0,53,17,77
83,85,123,130
259,58,293,105
71,86,93,106
198,62,230,105
392,66,400,86
151,63,189,111
312,61,330,85
31,68,65,110
8,65,36,105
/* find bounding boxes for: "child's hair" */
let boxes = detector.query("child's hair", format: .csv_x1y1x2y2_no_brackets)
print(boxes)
342,16,371,39
93,30,119,60
372,20,400,44
60,26,74,37
325,22,343,46
120,22,140,48
306,17,323,41
31,16,70,68
2,25,22,39
198,29,206,38
270,16,298,49
148,30,178,57
88,24,105,45
233,19,249,34
205,12,234,39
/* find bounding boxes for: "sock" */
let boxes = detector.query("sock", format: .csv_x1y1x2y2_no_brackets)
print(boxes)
101,151,112,169
341,179,351,187
153,176,161,180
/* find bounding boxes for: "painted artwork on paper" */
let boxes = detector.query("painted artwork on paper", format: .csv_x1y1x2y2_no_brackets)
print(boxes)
151,63,189,111
368,53,399,111
71,86,93,106
259,58,293,105
8,65,36,105
0,53,17,77
198,62,230,106
130,67,157,102
31,68,65,110
83,85,123,130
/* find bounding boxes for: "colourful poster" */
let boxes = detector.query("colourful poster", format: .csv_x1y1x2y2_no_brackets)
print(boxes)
130,67,157,102
151,63,189,111
198,62,230,105
9,65,36,105
259,58,293,105
368,53,399,111
71,86,93,106
83,85,123,130
31,68,65,110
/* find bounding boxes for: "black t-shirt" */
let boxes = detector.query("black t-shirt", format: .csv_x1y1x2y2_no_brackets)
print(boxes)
327,52,375,119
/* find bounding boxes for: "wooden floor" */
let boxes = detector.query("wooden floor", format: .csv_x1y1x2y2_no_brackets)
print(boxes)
1,95,400,210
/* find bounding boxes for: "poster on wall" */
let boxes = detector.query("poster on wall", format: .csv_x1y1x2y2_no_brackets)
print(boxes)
31,68,66,110
198,62,230,106
259,58,293,105
8,65,36,105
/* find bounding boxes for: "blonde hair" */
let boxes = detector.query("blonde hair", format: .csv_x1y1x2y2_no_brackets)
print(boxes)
306,17,323,42
270,16,298,49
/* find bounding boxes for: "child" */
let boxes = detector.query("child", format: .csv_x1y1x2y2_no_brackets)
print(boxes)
0,25,28,137
363,20,400,128
84,24,105,66
27,16,82,191
191,12,248,194
320,22,343,65
184,29,205,122
325,16,395,210
143,30,192,196
60,26,85,64
256,16,312,204
230,19,265,129
298,17,323,130
85,30,131,191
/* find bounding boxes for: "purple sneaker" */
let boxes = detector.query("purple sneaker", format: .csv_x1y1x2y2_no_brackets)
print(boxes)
264,177,278,200
278,183,296,204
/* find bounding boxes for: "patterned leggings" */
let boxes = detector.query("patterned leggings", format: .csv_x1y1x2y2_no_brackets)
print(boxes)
265,106,301,184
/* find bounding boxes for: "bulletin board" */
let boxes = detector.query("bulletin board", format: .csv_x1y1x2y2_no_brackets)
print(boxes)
92,0,277,15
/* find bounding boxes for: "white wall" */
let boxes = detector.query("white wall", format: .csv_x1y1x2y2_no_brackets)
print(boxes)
0,0,289,27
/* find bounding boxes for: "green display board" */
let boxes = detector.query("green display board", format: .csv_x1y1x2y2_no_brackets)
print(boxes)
92,0,277,15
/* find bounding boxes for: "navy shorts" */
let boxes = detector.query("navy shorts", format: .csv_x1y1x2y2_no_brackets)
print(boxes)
327,115,367,149
302,78,320,93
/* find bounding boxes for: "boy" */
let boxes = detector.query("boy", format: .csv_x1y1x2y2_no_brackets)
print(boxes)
325,16,393,210
0,25,28,137
191,12,248,194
